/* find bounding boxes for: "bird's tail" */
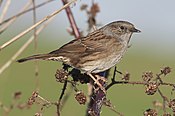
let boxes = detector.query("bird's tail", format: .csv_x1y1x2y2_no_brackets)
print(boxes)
17,54,54,63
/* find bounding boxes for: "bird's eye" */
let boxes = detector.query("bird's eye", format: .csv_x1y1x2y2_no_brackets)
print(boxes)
120,26,124,30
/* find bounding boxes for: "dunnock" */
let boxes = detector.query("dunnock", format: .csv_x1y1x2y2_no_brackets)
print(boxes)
17,21,140,92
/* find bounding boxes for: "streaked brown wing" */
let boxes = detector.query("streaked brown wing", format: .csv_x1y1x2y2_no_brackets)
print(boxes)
49,39,84,54
49,29,110,55
47,29,115,68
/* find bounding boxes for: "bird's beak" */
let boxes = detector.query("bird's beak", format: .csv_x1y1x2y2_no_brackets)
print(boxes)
131,28,141,33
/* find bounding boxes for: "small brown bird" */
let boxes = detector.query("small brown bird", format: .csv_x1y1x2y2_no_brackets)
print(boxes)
17,21,140,92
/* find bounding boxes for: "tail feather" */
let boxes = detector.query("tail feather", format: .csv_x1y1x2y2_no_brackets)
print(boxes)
17,54,53,63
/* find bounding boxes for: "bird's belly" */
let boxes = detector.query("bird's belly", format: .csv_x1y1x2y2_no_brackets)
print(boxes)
79,43,128,73
80,53,124,73
94,54,123,73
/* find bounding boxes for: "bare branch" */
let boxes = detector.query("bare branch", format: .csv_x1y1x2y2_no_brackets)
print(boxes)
0,0,32,34
0,0,11,22
0,15,55,75
106,81,147,90
56,80,68,116
0,0,55,26
157,88,169,113
0,0,77,51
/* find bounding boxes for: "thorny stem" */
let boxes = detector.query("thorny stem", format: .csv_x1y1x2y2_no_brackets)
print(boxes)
86,72,108,116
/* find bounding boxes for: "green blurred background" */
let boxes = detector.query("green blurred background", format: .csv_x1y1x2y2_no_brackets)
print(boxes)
0,0,175,116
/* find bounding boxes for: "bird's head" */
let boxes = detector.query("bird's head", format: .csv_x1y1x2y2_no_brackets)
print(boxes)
102,21,141,42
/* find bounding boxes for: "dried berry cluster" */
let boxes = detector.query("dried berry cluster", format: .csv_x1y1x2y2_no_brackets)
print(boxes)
144,109,158,116
142,66,172,96
145,82,158,95
142,71,154,82
55,69,68,83
169,99,175,113
161,66,171,76
75,91,87,105
142,67,175,115
28,91,39,105
142,71,158,95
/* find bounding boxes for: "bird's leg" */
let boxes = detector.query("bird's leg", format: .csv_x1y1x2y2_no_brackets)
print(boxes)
87,73,106,94
95,74,107,82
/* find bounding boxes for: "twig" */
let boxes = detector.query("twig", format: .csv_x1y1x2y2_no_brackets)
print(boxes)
103,99,123,116
161,82,175,87
0,15,55,75
112,66,117,82
106,81,147,90
62,0,80,39
56,80,68,116
106,66,119,90
0,0,11,22
106,79,175,91
59,81,68,102
0,0,77,51
0,0,32,34
156,73,164,84
59,85,73,110
157,88,169,113
0,0,54,26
